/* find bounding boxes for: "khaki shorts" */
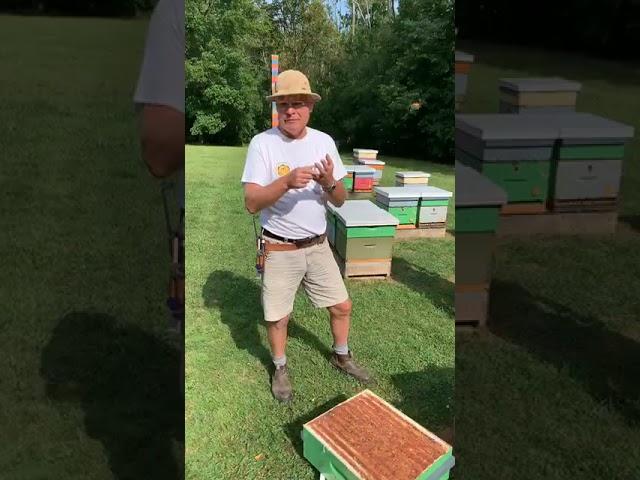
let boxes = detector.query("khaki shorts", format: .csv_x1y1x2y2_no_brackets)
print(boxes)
261,236,349,322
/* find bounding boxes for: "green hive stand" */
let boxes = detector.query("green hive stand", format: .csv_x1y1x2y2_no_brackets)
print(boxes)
303,390,455,480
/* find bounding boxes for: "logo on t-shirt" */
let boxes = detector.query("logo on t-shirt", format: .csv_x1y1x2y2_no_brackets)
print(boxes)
277,163,291,177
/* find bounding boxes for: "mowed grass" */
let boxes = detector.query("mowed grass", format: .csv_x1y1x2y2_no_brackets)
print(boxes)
0,15,183,480
185,145,455,479
454,40,640,479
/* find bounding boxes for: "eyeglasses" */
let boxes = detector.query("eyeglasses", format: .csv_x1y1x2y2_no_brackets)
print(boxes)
275,101,309,110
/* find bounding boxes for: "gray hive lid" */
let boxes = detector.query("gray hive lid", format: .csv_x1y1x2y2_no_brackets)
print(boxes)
455,161,507,207
395,171,431,179
345,165,377,174
455,114,558,141
499,77,582,92
374,186,422,201
328,200,400,227
455,51,474,63
552,112,634,140
400,185,454,199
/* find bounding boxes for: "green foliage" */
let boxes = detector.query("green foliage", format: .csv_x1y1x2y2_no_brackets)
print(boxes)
186,0,454,161
185,0,274,145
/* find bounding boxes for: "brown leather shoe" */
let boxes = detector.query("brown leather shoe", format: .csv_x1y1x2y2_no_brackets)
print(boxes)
271,365,293,403
330,351,372,383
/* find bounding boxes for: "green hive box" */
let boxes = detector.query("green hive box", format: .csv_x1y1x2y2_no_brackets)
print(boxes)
373,187,420,225
455,161,507,285
302,390,455,480
552,113,634,205
401,185,453,227
329,200,398,262
326,209,337,246
455,114,557,206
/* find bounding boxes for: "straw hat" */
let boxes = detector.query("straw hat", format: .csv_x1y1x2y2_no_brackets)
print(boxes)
266,70,322,102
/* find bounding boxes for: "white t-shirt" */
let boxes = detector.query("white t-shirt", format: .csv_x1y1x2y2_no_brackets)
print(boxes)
133,0,185,208
241,127,347,239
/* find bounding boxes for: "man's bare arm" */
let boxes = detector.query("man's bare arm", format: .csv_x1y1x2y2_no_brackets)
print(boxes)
325,180,347,207
244,166,315,214
139,104,185,178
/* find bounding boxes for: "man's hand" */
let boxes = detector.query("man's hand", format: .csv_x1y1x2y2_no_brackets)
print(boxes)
312,154,336,189
286,166,315,189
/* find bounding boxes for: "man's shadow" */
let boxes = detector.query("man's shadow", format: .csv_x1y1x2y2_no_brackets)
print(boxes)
40,312,183,480
391,257,454,318
202,270,334,372
488,280,640,424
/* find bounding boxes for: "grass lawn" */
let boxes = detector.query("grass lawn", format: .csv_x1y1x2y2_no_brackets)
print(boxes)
455,40,640,479
185,146,455,479
0,15,183,480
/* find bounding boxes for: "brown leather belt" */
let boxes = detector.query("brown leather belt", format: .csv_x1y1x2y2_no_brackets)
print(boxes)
263,230,326,251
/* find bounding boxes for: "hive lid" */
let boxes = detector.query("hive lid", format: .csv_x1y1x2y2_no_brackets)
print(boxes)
327,200,399,226
455,50,474,63
455,161,507,206
356,158,385,165
374,186,422,201
395,171,432,179
553,112,634,140
304,389,451,480
499,77,582,92
345,165,377,174
456,114,558,141
392,185,453,199
353,148,379,154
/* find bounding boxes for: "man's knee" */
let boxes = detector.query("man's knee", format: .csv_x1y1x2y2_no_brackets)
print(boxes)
330,299,352,317
268,314,290,330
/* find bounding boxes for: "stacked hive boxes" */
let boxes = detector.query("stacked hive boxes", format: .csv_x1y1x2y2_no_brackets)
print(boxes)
455,161,507,326
344,165,376,193
375,186,453,230
407,186,454,229
328,200,399,278
373,187,419,229
551,113,634,212
499,78,581,114
456,114,557,214
395,171,431,186
303,389,455,480
455,51,474,112
353,149,385,185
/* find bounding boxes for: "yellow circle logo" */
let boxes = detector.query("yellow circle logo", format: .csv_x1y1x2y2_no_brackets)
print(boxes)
277,163,291,177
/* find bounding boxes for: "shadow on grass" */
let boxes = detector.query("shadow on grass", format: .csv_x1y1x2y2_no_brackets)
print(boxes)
489,280,640,424
202,270,272,370
391,367,455,439
619,214,640,234
40,312,183,480
284,394,349,459
202,270,335,369
391,257,454,317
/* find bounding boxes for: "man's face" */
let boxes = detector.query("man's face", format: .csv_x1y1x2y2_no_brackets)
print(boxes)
276,94,314,139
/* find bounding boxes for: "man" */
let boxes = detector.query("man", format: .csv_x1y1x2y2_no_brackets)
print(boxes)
133,0,185,388
241,69,371,403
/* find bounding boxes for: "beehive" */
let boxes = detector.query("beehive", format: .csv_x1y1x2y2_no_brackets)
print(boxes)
395,171,431,186
373,187,420,228
456,113,557,213
455,51,474,112
455,161,507,326
551,112,634,211
401,185,454,229
328,200,399,278
303,390,455,480
345,165,377,193
499,77,581,114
